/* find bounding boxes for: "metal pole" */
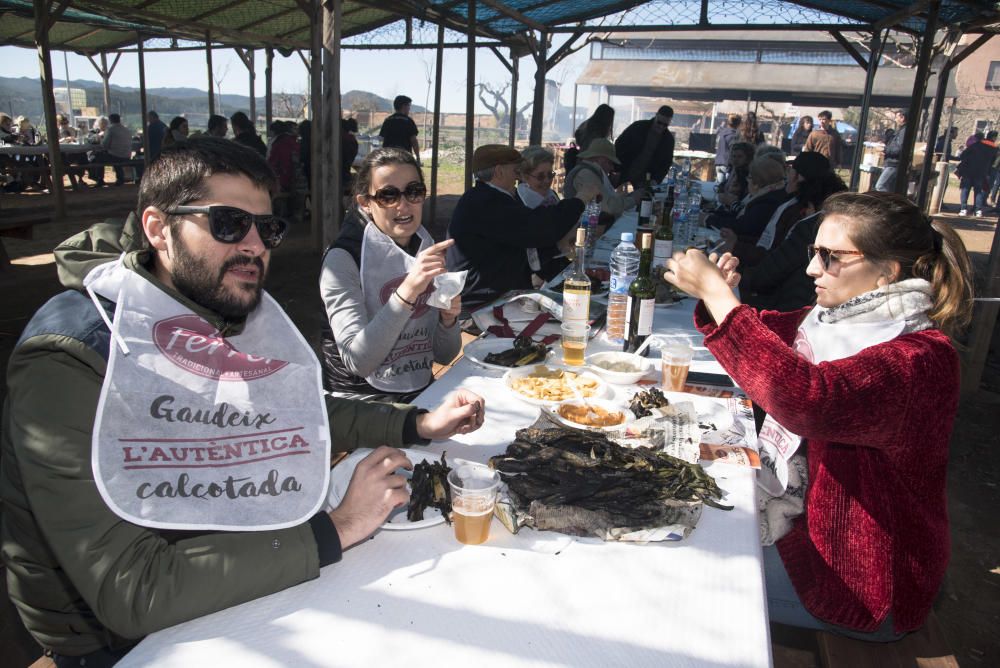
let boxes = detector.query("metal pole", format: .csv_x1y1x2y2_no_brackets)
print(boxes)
137,34,150,170
918,63,952,209
34,0,65,217
571,83,578,140
265,47,273,132
100,52,111,115
509,53,519,147
529,31,547,145
895,0,939,195
430,22,445,227
464,0,476,190
62,49,73,124
206,34,215,116
850,30,883,192
323,0,343,248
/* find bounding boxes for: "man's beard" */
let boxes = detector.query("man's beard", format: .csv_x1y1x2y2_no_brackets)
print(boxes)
169,232,266,319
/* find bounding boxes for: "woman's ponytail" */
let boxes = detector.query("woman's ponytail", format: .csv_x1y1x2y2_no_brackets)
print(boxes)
912,221,974,337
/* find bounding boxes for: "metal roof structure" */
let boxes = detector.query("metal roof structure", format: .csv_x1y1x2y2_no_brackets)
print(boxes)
2,1,999,54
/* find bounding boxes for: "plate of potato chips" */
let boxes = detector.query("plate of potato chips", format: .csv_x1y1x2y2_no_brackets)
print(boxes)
503,364,607,406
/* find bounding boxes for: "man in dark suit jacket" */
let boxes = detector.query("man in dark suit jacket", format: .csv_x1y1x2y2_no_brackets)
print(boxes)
614,105,675,187
447,145,601,310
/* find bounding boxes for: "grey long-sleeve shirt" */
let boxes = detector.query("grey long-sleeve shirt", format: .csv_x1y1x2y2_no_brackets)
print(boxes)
320,248,462,381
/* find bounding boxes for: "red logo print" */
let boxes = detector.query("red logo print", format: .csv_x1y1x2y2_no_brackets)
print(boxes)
379,275,434,319
152,314,289,381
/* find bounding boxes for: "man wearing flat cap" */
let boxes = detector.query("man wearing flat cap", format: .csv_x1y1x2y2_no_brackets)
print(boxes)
564,138,638,223
448,144,601,310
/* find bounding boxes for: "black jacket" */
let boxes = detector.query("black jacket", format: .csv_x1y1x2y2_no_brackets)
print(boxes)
957,140,998,186
614,120,675,186
447,181,583,308
741,212,821,313
708,188,792,245
884,124,907,165
234,131,267,157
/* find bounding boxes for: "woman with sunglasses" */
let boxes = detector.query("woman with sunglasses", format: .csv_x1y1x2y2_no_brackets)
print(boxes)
665,191,973,640
515,147,574,285
319,148,462,401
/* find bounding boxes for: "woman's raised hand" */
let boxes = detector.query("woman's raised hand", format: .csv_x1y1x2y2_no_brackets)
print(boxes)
664,249,742,325
398,239,455,304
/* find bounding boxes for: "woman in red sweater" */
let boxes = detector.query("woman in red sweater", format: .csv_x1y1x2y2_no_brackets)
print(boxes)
665,192,973,639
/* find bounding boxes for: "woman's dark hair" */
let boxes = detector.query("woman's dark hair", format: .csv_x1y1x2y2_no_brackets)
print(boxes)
730,141,756,164
797,116,813,130
137,135,277,218
352,147,424,203
168,116,187,131
342,117,359,133
822,191,974,336
588,104,615,138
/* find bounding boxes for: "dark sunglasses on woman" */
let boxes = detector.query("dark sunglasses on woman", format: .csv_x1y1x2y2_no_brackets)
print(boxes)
166,205,289,249
366,181,427,208
807,244,864,271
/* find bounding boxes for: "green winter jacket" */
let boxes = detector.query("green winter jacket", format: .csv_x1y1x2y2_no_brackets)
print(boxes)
1,214,422,656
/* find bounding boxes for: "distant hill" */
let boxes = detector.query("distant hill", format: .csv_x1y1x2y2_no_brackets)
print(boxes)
0,76,424,123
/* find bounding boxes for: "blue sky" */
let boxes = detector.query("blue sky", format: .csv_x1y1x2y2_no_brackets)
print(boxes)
0,38,589,115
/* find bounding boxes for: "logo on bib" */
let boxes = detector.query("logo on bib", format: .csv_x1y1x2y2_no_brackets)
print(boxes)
153,314,288,381
379,275,434,318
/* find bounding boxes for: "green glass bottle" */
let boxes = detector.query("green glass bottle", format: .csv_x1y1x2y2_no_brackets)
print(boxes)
625,233,656,353
653,209,674,271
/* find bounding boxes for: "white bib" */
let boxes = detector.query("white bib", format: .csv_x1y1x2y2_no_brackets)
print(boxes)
86,257,330,531
359,223,439,393
756,307,905,496
755,197,799,250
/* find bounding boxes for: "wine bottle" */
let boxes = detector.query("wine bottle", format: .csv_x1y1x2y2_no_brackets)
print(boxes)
562,227,591,326
653,209,674,270
625,233,656,353
637,172,653,229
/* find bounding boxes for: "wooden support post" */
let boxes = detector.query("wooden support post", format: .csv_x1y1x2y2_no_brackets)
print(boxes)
137,33,150,170
895,0,939,195
309,0,324,250
248,49,256,130
265,47,274,133
509,52,519,147
100,52,111,114
571,83,578,139
322,0,343,249
430,22,445,228
962,213,1000,396
464,0,476,191
34,0,65,218
529,31,548,145
849,30,882,192
206,33,215,116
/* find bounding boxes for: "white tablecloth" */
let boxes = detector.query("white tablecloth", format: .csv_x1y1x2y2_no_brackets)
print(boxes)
119,223,770,668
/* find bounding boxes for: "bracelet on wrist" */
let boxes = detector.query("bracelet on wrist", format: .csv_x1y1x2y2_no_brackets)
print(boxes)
394,289,416,309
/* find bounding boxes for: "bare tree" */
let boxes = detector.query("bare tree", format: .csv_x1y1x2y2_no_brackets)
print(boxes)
213,61,231,115
476,81,531,132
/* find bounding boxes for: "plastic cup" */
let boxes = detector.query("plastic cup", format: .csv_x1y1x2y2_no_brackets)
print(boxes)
447,464,501,545
560,322,590,366
662,343,694,391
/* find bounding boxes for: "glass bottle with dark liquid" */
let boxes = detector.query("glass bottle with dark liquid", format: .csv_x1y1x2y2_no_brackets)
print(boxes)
625,232,656,353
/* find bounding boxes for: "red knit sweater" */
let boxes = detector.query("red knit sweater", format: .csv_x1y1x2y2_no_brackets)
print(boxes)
694,303,958,633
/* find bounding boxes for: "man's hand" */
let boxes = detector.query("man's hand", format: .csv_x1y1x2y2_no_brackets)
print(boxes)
718,228,737,253
329,446,412,549
416,389,485,441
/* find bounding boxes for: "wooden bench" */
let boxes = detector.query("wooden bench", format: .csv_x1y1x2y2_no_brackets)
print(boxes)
0,212,49,271
817,611,958,668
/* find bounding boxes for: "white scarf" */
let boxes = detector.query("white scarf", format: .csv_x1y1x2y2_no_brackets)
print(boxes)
516,184,560,274
756,197,800,250
758,278,935,545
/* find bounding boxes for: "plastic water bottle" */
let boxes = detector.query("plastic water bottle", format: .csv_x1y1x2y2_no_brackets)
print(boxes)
585,200,600,251
681,157,692,181
606,232,641,344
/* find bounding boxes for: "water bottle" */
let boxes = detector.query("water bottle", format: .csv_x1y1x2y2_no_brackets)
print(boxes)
606,232,641,344
672,208,688,249
682,157,692,181
585,200,600,251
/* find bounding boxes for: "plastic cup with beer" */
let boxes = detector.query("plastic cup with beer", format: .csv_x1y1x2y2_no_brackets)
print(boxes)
447,464,501,545
560,321,590,366
661,342,694,391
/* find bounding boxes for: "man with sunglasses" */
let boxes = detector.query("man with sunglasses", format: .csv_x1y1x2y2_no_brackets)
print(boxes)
448,144,602,310
1,137,485,666
614,105,675,188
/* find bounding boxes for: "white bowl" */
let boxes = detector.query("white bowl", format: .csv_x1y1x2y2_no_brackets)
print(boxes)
586,351,650,385
546,398,635,431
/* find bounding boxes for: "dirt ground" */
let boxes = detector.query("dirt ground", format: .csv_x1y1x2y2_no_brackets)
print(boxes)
1,180,998,666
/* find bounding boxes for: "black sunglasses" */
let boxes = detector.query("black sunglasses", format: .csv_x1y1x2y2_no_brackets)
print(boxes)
367,182,427,208
166,205,288,249
807,244,865,271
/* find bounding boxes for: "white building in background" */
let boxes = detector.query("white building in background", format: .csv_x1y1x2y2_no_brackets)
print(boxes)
53,87,87,114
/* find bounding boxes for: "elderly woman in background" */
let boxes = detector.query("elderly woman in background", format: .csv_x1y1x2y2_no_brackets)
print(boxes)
666,190,973,641
516,146,572,285
716,141,755,208
320,148,462,401
709,154,791,244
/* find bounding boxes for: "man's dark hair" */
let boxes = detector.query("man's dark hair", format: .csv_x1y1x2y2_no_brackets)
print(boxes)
208,114,227,134
656,105,674,118
230,111,253,133
896,110,907,120
137,136,277,219
109,113,121,124
818,110,833,120
988,130,998,141
393,95,412,112
343,117,359,133
148,111,159,121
